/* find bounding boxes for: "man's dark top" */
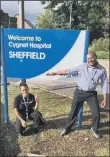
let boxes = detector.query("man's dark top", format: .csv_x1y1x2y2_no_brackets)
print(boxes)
14,93,36,119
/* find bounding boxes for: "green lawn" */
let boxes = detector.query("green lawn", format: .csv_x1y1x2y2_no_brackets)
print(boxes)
1,85,109,156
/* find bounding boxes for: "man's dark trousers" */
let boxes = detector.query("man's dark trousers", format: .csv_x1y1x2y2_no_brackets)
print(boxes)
64,88,100,133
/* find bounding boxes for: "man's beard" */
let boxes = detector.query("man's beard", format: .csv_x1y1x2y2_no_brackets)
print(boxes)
89,60,98,67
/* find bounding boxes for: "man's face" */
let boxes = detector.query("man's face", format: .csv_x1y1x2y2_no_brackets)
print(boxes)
87,53,97,66
20,86,29,97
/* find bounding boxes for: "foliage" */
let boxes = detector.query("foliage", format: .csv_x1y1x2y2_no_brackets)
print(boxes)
39,0,109,41
36,9,55,29
89,38,109,52
100,3,110,37
96,51,109,59
89,38,109,59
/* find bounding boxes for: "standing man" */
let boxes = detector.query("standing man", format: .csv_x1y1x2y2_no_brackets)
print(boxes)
47,52,108,138
14,83,47,136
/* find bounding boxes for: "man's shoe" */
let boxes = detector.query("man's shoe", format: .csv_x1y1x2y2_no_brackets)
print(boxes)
60,129,68,136
91,127,101,139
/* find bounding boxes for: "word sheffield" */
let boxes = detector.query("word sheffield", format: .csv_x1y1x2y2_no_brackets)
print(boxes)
9,51,46,60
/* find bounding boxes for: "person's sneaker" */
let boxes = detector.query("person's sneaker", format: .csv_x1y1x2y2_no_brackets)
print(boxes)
60,129,68,136
18,133,23,137
91,127,101,139
18,131,25,137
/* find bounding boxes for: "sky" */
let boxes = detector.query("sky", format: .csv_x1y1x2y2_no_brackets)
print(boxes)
1,1,44,25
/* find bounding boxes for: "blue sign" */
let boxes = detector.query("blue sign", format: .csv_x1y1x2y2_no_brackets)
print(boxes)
3,28,81,78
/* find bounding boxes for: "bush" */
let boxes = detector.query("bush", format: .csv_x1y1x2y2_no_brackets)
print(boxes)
89,37,109,59
95,51,109,59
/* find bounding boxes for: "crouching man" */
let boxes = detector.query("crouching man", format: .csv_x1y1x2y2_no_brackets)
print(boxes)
14,83,46,136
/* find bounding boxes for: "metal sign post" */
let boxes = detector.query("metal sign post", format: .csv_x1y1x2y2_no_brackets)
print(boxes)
77,31,90,128
18,0,26,83
1,27,9,124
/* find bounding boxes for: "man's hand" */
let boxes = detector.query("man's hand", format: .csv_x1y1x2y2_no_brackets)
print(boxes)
47,70,68,76
46,72,56,76
21,120,26,127
100,100,107,108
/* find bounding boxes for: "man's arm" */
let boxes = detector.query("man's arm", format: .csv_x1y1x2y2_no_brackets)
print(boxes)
47,69,69,76
100,69,108,108
46,64,83,76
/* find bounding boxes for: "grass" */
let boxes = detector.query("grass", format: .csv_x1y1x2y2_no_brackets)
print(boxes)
1,85,109,156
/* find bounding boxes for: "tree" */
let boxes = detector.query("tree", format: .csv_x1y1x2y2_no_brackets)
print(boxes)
36,9,56,29
40,0,109,41
100,3,110,37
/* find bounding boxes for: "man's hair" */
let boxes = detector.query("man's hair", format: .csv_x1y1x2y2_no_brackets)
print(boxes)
20,83,28,88
88,51,97,59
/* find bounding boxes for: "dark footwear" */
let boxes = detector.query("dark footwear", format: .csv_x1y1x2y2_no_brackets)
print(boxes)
33,128,39,134
18,131,25,136
60,129,68,136
91,127,101,139
34,131,40,137
18,133,23,136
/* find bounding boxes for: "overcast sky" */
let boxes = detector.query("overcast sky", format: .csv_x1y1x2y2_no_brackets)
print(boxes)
1,1,44,25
